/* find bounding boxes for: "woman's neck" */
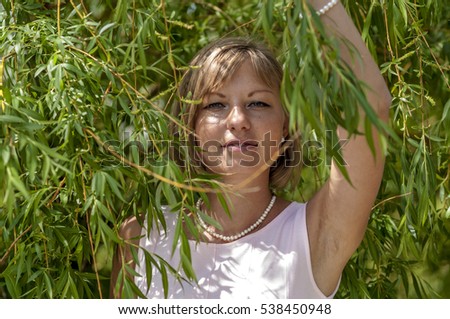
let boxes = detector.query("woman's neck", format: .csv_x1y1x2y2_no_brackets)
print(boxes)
202,184,274,236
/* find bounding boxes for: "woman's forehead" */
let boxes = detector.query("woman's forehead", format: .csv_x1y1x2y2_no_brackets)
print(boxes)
200,59,278,96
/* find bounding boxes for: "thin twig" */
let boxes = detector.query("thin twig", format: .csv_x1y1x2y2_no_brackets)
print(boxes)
83,128,228,194
86,212,103,299
46,177,66,207
57,0,61,36
0,225,33,266
67,45,182,130
372,192,413,210
68,0,109,62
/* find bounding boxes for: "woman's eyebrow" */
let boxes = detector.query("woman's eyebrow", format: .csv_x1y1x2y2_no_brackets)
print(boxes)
208,92,226,98
248,89,274,97
207,89,274,98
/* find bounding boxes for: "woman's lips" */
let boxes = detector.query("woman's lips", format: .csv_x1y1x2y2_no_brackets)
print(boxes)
223,140,258,152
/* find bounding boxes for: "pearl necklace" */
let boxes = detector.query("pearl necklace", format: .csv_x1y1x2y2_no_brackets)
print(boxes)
195,195,276,242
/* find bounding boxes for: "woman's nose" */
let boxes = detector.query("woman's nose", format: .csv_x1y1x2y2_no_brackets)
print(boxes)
226,106,251,131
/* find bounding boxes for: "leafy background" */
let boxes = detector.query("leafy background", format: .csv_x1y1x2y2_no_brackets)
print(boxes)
0,0,449,298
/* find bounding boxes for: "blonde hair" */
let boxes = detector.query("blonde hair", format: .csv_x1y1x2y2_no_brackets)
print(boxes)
172,37,301,191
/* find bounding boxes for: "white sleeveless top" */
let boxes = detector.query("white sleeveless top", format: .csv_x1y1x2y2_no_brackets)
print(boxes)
135,201,339,299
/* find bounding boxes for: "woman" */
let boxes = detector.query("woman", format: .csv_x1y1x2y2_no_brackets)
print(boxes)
111,0,391,299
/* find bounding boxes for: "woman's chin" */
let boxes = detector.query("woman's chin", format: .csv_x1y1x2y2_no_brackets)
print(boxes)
205,162,270,180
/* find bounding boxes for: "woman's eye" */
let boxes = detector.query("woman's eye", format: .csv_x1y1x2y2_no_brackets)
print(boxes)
248,101,270,108
204,102,226,109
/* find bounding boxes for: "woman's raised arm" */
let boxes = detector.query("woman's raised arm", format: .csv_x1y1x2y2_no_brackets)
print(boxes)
304,0,392,296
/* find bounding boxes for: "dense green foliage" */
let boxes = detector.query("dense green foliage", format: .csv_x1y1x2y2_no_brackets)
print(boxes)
0,0,449,298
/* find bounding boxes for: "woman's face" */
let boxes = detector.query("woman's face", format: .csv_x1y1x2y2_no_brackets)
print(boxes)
194,59,287,179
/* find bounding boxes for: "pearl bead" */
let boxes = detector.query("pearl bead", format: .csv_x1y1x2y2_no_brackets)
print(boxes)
299,0,339,18
196,195,277,242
